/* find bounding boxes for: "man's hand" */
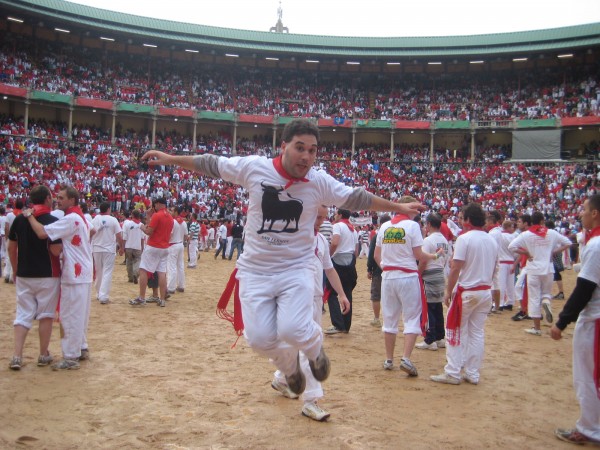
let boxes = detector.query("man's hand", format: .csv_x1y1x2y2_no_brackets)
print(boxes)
142,150,172,166
550,325,562,340
444,293,452,307
367,272,372,280
339,296,351,314
397,202,426,216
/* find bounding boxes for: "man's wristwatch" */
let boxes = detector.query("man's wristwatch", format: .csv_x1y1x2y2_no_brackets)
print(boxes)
23,209,32,218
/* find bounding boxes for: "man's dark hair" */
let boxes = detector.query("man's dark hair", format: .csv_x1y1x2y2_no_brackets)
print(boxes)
487,210,502,224
379,214,391,225
99,202,110,213
337,209,351,219
59,184,80,205
426,213,442,229
132,209,141,219
588,194,600,213
29,185,52,205
546,220,555,229
15,199,24,209
281,118,319,143
531,211,545,225
519,214,532,226
463,203,486,227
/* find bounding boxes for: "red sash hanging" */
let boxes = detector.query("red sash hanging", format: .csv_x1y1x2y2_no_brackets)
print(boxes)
382,266,428,336
446,284,491,346
216,268,243,348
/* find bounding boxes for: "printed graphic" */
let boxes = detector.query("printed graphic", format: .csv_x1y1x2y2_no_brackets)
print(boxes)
382,226,406,244
257,182,303,234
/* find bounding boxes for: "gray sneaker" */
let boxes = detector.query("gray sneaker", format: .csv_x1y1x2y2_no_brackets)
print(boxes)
9,356,22,370
542,300,553,323
146,296,159,303
271,379,299,399
79,349,90,361
383,359,394,370
52,359,80,371
128,297,146,306
37,353,54,366
399,358,418,377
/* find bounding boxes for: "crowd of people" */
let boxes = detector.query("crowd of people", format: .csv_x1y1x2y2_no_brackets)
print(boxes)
2,116,599,445
2,32,600,121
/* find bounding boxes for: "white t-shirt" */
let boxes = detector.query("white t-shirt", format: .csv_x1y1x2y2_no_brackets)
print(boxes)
498,231,517,262
123,219,144,251
422,231,449,271
91,214,121,254
453,230,498,289
331,221,358,261
170,219,188,244
207,227,215,240
377,218,423,279
218,155,353,272
314,232,333,297
508,228,572,275
45,212,93,284
578,235,600,321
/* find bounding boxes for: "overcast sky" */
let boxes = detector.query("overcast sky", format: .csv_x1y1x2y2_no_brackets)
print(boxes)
66,0,600,37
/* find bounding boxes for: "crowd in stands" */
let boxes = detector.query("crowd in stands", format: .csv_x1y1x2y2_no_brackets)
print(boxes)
1,32,599,121
1,115,598,235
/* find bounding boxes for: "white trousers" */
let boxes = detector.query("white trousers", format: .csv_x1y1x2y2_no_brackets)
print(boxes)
514,268,527,301
381,276,422,335
498,263,516,306
238,268,321,376
4,246,12,280
93,252,115,302
167,243,185,291
573,317,600,440
274,294,324,404
526,273,552,318
60,282,92,359
188,239,198,266
445,289,491,382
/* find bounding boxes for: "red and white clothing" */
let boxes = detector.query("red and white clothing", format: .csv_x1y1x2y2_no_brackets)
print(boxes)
44,212,93,360
509,228,572,318
445,230,497,383
91,213,121,303
167,218,188,292
497,231,517,308
218,155,353,376
377,218,423,335
572,234,600,441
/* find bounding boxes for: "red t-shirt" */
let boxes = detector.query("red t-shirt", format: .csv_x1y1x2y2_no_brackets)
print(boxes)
147,209,174,249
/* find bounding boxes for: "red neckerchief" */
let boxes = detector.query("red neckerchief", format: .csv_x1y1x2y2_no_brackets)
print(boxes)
66,206,89,229
131,218,141,224
32,205,52,218
447,284,491,346
390,214,410,224
13,208,22,216
585,226,600,244
272,156,309,190
529,225,548,238
216,268,243,348
175,216,185,225
337,218,355,232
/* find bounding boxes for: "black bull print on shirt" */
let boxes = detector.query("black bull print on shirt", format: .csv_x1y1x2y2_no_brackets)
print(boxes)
257,182,303,234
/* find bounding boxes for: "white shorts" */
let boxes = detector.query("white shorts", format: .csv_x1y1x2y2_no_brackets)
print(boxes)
526,273,553,318
14,277,60,328
381,275,423,335
140,245,169,273
492,262,500,290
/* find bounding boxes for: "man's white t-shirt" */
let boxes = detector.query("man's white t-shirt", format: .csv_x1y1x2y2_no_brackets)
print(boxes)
422,231,449,271
578,235,600,321
91,214,121,254
453,230,498,289
377,218,423,279
508,229,572,275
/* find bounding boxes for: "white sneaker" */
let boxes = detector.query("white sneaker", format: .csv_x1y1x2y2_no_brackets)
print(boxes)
271,379,299,399
462,373,479,385
383,359,394,370
370,318,382,327
430,373,461,385
436,339,446,348
415,341,438,351
524,327,542,336
302,402,330,422
399,358,418,377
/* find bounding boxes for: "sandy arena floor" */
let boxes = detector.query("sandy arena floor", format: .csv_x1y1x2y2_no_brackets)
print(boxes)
0,255,581,449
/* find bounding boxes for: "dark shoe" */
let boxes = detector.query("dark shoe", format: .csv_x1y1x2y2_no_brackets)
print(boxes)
502,305,513,311
176,288,184,293
553,292,565,300
79,349,90,361
308,347,331,382
512,311,526,321
285,353,306,395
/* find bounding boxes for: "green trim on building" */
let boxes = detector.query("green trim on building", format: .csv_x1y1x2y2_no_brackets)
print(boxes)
434,121,470,130
31,90,71,105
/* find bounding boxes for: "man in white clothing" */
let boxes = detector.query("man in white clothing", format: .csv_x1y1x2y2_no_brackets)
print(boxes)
214,219,228,260
4,200,24,283
271,205,350,421
486,210,503,313
375,197,443,376
431,203,498,385
551,194,600,446
497,220,517,311
167,206,188,294
123,209,144,284
90,202,124,304
508,211,572,335
142,119,423,398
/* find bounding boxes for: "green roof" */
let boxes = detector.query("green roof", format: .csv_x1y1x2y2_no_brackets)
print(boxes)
3,0,600,58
